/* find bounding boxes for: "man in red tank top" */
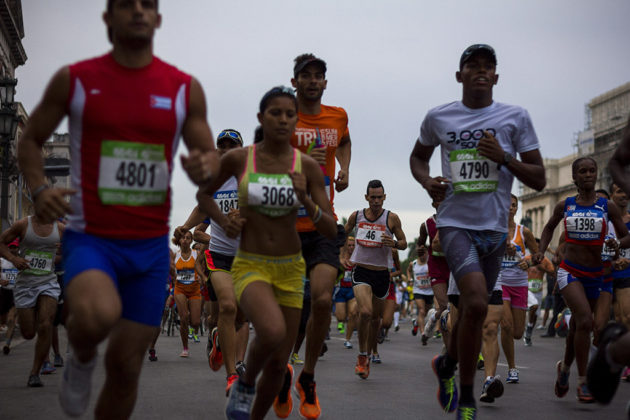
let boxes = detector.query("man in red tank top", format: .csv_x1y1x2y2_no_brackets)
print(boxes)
17,1,218,418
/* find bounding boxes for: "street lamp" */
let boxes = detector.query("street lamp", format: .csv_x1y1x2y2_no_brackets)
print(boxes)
0,76,18,233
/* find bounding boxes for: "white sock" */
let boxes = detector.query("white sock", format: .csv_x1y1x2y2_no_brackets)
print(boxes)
394,312,400,327
431,313,437,322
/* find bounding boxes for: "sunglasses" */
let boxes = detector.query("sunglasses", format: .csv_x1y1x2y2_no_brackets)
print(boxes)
217,130,242,145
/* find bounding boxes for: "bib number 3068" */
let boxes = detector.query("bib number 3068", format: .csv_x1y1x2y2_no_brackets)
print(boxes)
98,140,169,206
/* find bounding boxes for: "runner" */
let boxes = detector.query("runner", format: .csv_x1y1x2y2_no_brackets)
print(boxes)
335,236,357,349
173,231,202,357
406,246,433,344
16,0,218,416
196,86,336,420
524,245,555,346
498,194,538,384
148,249,176,362
0,238,19,355
410,44,546,418
344,179,407,380
0,216,64,387
418,199,451,346
175,128,250,395
533,157,630,403
288,53,351,420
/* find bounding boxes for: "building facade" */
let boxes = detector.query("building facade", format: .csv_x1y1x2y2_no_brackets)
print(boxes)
0,0,26,231
520,81,630,246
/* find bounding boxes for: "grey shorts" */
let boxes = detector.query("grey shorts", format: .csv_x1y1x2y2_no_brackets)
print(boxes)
13,277,60,309
439,227,506,294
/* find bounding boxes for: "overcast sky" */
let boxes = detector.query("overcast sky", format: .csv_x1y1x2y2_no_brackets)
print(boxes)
16,1,630,256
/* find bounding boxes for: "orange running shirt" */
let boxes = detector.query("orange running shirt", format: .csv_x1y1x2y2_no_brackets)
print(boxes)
291,104,349,232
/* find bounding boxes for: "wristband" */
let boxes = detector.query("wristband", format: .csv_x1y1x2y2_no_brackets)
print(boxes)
393,240,399,249
31,184,49,201
312,205,323,224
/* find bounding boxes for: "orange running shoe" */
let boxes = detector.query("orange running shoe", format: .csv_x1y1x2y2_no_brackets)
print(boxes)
208,327,223,371
273,364,293,418
294,374,321,419
225,374,239,397
354,354,370,379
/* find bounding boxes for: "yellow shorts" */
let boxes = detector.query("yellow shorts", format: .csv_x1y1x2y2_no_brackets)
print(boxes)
231,250,305,309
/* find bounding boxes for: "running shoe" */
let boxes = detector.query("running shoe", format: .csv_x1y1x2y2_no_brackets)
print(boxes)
431,354,458,413
421,333,429,346
41,361,56,375
27,374,43,387
476,354,484,370
3,344,10,355
319,342,328,357
440,308,450,334
587,322,627,404
434,331,442,339
295,374,321,419
506,368,519,383
59,354,96,416
457,405,477,420
371,353,382,364
290,352,304,365
343,341,353,349
479,376,504,403
355,354,370,379
226,374,239,397
180,348,189,358
622,366,630,382
425,308,437,337
54,354,64,367
148,348,158,362
188,327,194,339
206,334,213,359
225,379,255,420
412,319,419,336
235,361,246,377
193,333,200,343
524,324,533,346
554,360,570,398
273,364,293,418
337,321,345,334
576,382,595,403
209,327,223,370
536,324,545,330
394,324,400,332
376,327,385,344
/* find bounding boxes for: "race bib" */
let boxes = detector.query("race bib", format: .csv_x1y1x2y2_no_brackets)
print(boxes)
356,222,386,248
23,250,54,276
450,149,499,193
214,189,238,215
415,274,431,289
566,216,603,241
248,173,298,217
98,140,169,206
528,278,543,293
501,254,520,269
177,269,195,285
1,267,17,286
298,176,331,218
602,235,617,261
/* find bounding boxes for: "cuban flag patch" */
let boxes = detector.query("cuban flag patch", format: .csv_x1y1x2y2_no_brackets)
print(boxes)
150,95,172,110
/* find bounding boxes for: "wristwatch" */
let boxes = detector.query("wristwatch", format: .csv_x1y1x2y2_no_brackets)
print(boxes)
502,152,514,166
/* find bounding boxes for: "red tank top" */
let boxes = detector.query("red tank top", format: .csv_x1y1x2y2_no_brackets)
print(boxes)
66,53,191,239
425,216,450,280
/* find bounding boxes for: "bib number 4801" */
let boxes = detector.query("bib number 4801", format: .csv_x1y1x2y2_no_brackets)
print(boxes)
115,161,157,188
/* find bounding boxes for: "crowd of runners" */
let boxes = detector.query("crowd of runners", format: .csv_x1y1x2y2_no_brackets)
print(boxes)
1,1,630,420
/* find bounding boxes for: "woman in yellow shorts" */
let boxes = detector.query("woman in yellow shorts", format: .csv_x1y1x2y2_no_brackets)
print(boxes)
173,231,202,357
198,86,336,420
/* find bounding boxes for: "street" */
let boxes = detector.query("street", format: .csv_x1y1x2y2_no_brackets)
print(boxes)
1,318,629,419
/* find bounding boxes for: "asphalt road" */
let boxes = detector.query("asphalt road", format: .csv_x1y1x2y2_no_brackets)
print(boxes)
1,318,629,419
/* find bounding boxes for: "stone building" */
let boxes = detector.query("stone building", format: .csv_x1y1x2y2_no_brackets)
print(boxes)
520,81,630,246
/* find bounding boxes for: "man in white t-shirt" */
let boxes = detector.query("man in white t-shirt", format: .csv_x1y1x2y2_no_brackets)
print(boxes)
409,44,546,418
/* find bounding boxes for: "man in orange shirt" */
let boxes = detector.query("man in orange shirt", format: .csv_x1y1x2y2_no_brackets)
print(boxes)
275,54,351,420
